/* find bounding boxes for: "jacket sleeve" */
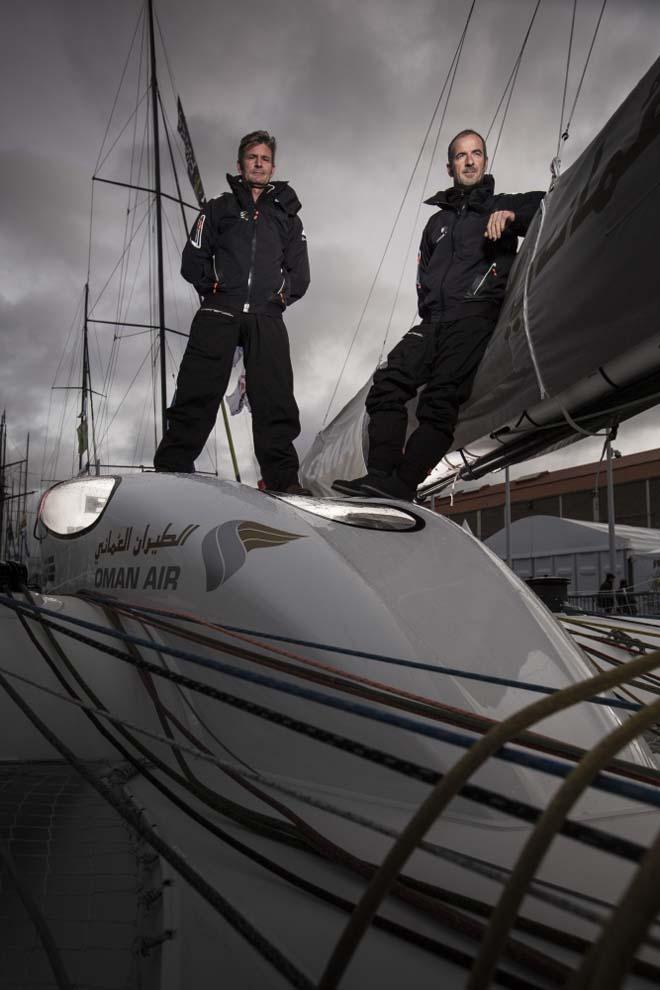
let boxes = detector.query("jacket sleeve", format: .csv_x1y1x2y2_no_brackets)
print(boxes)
283,215,310,305
416,221,434,315
498,191,545,236
180,200,219,295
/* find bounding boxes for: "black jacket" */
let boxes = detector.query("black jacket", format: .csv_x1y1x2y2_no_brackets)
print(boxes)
181,174,310,317
417,175,544,322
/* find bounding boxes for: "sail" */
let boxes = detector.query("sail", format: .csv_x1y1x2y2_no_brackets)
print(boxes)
301,54,660,495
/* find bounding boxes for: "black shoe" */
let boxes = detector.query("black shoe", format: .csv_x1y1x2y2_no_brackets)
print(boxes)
267,483,313,496
284,483,313,496
361,473,416,501
331,475,373,497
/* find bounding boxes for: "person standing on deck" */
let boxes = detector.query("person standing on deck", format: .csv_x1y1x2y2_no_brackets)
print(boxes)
154,130,310,493
333,129,543,501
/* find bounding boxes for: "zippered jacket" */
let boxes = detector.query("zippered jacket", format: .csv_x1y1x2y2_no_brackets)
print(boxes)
181,174,310,317
417,175,544,322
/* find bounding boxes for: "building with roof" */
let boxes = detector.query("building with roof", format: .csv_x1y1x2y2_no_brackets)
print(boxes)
433,447,660,540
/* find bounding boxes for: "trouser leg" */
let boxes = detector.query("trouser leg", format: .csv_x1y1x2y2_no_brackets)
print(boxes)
242,314,301,490
397,316,495,490
153,310,240,472
365,324,434,474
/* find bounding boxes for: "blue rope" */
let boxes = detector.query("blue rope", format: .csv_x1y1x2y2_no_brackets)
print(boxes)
3,594,660,813
81,593,643,712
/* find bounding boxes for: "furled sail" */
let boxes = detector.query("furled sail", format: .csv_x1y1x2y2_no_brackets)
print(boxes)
301,54,660,497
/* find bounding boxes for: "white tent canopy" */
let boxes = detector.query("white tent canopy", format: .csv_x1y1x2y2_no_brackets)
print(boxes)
485,515,660,593
486,515,660,558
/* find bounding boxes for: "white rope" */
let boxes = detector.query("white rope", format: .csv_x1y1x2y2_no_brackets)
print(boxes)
521,197,549,400
521,196,610,440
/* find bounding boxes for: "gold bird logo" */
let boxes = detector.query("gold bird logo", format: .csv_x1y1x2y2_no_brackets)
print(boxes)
201,520,305,591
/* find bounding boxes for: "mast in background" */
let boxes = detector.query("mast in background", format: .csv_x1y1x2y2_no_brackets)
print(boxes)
147,0,168,440
78,283,99,475
0,412,6,555
83,0,240,480
0,416,34,563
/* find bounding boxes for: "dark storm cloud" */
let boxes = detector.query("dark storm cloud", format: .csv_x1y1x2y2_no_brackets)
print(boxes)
2,0,660,500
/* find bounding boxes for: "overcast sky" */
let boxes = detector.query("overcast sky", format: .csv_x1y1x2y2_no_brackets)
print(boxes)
1,0,659,511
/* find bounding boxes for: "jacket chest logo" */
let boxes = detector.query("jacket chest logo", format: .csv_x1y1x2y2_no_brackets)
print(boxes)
191,213,205,248
435,225,448,243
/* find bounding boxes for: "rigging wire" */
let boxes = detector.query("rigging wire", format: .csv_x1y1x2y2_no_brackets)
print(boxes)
485,0,542,146
48,326,83,486
488,0,543,169
140,620,252,769
3,598,650,867
5,595,660,814
99,40,149,460
12,609,660,986
92,6,145,176
0,836,73,990
109,13,147,413
469,688,660,989
100,601,658,786
6,594,584,987
556,0,579,157
83,594,645,714
41,291,84,485
321,0,477,427
0,672,551,990
0,669,316,990
88,204,152,318
317,641,660,989
2,659,650,951
155,11,192,177
14,596,660,924
97,217,151,445
377,8,472,362
94,90,151,179
563,0,608,141
95,344,153,450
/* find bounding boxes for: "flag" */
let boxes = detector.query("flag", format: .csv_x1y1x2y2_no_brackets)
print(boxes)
226,348,250,415
226,373,250,415
177,98,206,207
77,416,88,457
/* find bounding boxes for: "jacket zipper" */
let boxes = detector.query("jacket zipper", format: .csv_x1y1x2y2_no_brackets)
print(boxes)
244,209,259,313
472,262,497,297
438,202,464,312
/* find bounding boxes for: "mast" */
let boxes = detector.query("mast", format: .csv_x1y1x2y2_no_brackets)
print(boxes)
85,2,240,479
21,433,29,564
147,0,168,440
79,283,90,474
77,283,99,475
0,412,5,556
606,433,618,580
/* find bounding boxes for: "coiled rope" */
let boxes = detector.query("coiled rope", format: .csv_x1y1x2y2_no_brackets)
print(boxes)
317,645,660,989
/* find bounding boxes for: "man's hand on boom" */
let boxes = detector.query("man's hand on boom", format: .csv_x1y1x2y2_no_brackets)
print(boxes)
485,210,515,240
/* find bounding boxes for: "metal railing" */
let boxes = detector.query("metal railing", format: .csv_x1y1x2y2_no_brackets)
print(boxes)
566,592,660,618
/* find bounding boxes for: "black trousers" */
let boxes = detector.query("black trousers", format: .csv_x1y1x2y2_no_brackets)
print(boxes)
366,315,495,490
154,308,301,489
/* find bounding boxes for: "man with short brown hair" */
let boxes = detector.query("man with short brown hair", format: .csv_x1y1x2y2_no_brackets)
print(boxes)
154,131,310,493
333,130,543,501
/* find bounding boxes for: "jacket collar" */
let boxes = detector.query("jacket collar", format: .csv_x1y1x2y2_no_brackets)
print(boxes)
226,174,302,214
425,173,495,212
